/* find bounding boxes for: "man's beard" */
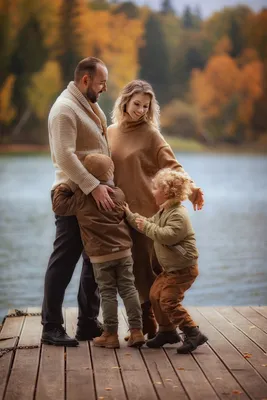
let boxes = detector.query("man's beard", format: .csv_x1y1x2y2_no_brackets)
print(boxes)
86,87,101,103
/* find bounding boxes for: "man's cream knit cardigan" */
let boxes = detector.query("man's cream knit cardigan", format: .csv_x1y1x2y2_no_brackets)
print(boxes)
48,81,110,195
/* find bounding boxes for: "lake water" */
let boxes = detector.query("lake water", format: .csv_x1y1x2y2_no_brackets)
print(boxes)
0,153,267,322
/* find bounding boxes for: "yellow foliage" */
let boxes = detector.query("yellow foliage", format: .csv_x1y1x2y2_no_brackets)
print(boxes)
78,8,143,97
1,0,62,50
27,61,62,119
0,75,16,124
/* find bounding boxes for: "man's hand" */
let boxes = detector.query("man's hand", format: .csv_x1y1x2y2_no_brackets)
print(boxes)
189,187,204,211
136,217,146,231
91,184,115,211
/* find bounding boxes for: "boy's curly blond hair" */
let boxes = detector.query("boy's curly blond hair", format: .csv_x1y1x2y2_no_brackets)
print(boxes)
153,168,193,202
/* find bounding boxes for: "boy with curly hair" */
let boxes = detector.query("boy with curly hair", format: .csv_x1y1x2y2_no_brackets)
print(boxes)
124,168,208,353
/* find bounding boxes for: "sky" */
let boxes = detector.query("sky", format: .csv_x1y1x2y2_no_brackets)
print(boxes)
130,0,267,18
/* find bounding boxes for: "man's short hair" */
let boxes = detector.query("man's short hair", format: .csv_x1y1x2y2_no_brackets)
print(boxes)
74,57,106,82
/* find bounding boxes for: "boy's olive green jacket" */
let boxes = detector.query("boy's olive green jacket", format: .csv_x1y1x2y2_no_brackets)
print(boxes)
126,202,198,272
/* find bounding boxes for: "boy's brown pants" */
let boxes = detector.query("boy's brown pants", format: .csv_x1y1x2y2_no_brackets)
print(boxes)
149,265,199,332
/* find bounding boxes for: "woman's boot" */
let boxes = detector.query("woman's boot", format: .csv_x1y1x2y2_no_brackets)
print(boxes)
142,301,157,339
124,301,157,341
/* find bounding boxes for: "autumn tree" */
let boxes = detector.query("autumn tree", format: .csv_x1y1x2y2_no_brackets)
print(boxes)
247,10,267,134
204,6,252,58
191,54,241,139
191,53,264,141
111,1,139,19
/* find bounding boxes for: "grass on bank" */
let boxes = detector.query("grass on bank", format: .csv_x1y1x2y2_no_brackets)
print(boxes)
0,134,266,155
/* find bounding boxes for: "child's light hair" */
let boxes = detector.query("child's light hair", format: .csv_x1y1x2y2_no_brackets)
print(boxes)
111,80,160,129
153,168,193,202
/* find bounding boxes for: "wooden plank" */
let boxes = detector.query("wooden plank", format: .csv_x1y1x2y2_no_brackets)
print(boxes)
188,307,250,400
165,347,220,400
90,345,126,399
35,309,65,400
65,307,95,400
117,307,159,400
234,307,267,334
251,306,267,322
90,308,126,400
198,307,267,398
0,310,25,400
120,309,189,400
0,310,25,347
0,353,13,400
217,306,267,352
4,307,42,400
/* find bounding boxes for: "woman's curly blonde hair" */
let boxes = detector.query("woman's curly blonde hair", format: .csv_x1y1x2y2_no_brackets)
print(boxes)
111,79,160,129
153,168,193,202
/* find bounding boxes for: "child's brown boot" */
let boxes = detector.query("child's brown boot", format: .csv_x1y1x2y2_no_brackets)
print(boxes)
127,329,145,348
93,331,120,349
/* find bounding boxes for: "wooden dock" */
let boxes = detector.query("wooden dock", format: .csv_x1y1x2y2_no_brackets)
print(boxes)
1,306,267,400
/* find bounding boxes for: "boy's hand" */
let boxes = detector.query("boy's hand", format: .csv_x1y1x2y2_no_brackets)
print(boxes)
123,202,130,212
136,217,146,231
189,187,204,211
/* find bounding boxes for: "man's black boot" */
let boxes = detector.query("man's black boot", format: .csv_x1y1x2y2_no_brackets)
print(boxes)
41,325,79,347
177,326,208,354
146,330,180,348
76,319,103,341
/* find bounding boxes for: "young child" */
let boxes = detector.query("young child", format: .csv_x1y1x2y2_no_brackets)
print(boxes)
124,168,208,354
52,153,145,349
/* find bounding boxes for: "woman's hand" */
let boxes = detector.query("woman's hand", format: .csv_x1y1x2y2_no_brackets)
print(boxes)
189,187,204,211
136,217,146,231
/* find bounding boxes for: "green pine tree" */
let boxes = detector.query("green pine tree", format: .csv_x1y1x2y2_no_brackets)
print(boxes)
138,13,170,105
57,0,83,86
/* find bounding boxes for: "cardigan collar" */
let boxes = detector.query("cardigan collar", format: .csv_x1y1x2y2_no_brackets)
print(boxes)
67,81,107,136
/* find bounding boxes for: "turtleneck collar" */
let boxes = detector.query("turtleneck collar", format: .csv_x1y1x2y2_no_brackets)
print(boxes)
119,112,148,133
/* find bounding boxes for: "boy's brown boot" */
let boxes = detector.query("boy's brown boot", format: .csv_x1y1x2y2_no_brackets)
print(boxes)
93,331,120,349
177,326,208,354
127,329,145,348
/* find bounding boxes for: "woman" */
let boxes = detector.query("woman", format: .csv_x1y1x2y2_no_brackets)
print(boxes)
107,80,204,339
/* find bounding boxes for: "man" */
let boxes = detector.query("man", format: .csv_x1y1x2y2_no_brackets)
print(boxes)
41,57,114,346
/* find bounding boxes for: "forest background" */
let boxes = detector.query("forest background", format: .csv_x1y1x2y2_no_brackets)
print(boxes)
0,0,267,152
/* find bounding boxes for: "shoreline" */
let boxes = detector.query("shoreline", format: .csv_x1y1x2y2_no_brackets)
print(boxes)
0,140,266,156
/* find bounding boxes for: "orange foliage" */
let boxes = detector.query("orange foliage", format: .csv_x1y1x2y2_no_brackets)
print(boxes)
238,61,263,125
247,9,267,60
191,54,264,136
191,55,240,119
0,75,16,124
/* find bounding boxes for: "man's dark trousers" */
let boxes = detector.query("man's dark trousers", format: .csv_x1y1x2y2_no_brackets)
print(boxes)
41,213,100,328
